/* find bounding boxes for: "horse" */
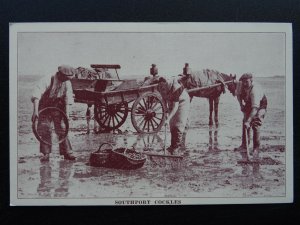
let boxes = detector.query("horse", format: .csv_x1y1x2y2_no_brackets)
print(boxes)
178,69,236,127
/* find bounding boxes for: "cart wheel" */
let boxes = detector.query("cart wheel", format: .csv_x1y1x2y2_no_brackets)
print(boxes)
94,102,129,130
131,92,166,133
32,107,69,145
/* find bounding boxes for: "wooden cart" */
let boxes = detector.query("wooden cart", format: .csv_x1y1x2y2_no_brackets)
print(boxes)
70,64,166,134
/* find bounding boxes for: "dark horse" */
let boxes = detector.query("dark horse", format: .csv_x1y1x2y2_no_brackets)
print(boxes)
179,69,236,126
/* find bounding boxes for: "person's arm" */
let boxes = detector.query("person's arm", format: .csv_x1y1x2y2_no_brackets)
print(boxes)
244,107,258,128
237,95,245,112
31,98,40,122
31,76,50,122
244,85,260,127
164,79,181,125
235,81,245,112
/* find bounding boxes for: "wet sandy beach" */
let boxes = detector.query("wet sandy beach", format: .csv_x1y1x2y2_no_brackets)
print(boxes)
16,76,286,200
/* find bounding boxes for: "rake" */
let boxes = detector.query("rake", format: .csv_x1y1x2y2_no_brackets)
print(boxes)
143,124,184,160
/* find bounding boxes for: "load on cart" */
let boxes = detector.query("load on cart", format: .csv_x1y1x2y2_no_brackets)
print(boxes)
71,64,167,134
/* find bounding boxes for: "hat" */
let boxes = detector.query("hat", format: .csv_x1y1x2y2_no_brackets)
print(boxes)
151,64,156,67
239,73,253,81
58,65,75,76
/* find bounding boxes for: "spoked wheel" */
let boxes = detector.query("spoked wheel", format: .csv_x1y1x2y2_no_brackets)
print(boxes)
32,107,69,145
131,92,166,134
94,102,129,130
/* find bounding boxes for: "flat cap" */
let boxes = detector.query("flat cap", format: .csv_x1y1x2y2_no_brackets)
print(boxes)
58,65,75,76
239,73,253,81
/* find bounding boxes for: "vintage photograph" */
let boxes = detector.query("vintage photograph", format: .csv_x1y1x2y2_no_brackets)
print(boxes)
10,23,293,205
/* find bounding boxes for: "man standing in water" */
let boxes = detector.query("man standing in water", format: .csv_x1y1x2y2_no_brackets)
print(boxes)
236,73,267,159
31,65,76,162
157,76,191,154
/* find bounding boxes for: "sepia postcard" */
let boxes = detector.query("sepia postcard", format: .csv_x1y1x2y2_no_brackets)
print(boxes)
10,22,293,205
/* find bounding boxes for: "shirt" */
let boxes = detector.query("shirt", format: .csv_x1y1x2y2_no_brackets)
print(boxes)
158,76,186,111
241,82,265,108
31,74,74,105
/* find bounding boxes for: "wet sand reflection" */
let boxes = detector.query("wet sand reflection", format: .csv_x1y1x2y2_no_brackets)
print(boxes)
37,161,73,198
208,125,219,152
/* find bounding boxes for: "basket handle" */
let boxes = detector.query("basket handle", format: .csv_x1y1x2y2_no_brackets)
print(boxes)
98,143,113,151
123,147,129,156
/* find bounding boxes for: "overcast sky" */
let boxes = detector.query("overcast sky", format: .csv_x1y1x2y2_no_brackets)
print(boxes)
17,32,286,78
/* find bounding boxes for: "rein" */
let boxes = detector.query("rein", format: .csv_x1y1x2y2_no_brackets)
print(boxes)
218,73,235,92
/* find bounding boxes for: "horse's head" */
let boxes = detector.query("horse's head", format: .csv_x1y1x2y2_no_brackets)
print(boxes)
220,73,237,96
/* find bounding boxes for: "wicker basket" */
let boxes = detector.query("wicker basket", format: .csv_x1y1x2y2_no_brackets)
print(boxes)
110,148,146,170
89,143,146,170
89,143,113,168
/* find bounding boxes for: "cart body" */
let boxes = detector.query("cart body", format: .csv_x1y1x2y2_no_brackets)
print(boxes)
70,64,166,133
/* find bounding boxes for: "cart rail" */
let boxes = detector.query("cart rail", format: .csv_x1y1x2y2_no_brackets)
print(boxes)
73,83,158,105
72,78,234,105
79,83,157,96
186,80,234,94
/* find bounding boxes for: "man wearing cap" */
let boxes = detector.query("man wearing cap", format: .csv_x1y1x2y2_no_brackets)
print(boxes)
31,65,76,162
236,73,267,159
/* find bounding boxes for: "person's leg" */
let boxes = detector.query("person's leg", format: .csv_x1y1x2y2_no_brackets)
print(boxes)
59,138,75,160
236,111,250,151
37,114,52,161
168,117,182,152
177,95,191,149
252,126,260,149
181,118,190,148
236,120,247,151
252,126,260,159
168,96,190,152
39,144,51,162
171,127,183,149
251,107,266,159
53,112,76,160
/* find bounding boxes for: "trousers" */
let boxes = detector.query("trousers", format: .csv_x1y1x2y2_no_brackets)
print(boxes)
37,97,72,155
169,91,191,148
